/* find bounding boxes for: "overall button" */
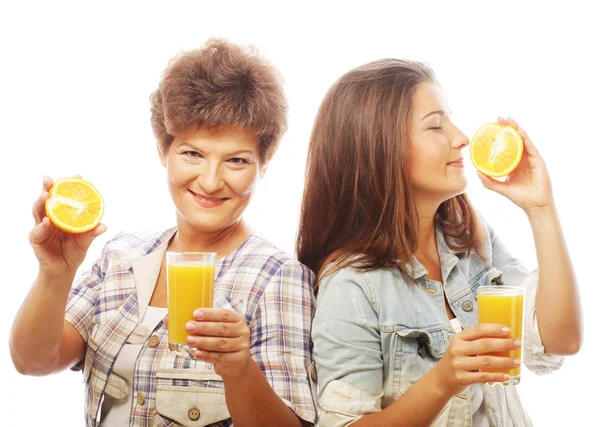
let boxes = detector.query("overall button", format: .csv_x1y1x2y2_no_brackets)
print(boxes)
462,300,473,312
188,408,201,421
137,392,145,406
148,335,160,348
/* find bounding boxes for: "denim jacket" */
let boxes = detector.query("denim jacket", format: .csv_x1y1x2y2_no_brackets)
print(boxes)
311,223,564,427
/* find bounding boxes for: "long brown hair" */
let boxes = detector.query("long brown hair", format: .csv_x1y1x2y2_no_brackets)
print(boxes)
296,59,484,285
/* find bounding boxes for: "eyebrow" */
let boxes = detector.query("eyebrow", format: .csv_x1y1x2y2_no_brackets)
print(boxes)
179,143,255,157
227,150,255,157
421,110,445,121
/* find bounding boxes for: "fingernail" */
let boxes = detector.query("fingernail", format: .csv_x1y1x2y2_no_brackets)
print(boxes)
513,359,522,365
187,336,198,346
503,374,510,380
514,340,522,347
185,321,195,331
502,327,511,333
193,310,203,319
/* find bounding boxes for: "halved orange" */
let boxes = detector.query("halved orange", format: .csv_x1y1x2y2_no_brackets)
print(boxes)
45,178,104,233
470,123,524,178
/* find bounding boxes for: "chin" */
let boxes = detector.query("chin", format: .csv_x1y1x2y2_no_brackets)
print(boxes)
189,220,231,233
441,186,467,203
452,179,468,194
176,209,230,232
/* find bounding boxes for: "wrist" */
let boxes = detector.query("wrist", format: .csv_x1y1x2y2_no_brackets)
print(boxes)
221,355,254,383
428,365,457,401
524,202,556,220
37,269,77,289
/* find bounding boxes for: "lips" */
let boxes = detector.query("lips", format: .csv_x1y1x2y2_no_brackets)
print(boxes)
189,190,229,208
447,158,464,166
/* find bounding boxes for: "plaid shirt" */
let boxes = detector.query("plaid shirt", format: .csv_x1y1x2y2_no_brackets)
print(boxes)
65,228,316,426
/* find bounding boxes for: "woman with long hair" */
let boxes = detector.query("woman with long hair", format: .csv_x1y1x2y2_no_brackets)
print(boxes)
297,59,581,426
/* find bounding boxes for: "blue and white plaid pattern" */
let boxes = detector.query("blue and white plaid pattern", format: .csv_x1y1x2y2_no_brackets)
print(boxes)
65,228,316,426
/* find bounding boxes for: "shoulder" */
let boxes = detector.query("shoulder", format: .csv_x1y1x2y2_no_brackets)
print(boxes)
100,228,176,260
320,265,401,293
318,266,402,313
229,235,315,285
477,215,502,259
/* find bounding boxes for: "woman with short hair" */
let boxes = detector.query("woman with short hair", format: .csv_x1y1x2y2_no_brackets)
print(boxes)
11,38,315,427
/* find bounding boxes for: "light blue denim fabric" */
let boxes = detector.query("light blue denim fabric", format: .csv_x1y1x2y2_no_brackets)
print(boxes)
312,223,564,427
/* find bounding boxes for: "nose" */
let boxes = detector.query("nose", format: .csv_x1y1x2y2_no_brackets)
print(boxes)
198,160,224,194
451,126,470,150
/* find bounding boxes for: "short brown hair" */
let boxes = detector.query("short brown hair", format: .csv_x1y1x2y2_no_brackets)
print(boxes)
150,38,288,163
296,59,485,283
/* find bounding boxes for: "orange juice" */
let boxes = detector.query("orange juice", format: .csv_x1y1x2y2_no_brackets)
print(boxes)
167,253,216,350
478,287,524,382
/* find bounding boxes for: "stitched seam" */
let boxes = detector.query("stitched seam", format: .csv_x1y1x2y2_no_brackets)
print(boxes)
354,271,379,315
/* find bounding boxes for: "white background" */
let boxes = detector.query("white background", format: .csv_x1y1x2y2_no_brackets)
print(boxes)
1,1,598,425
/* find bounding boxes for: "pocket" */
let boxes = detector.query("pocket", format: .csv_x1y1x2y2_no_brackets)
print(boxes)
392,327,451,397
471,267,504,295
154,368,230,426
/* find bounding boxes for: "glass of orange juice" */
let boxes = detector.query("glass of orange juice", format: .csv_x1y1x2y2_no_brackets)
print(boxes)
167,252,216,351
477,286,524,385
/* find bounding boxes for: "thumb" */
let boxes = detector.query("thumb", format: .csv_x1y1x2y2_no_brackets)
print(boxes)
29,217,56,245
477,172,508,197
77,223,108,251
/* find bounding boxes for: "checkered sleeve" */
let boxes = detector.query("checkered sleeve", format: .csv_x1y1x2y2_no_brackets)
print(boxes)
249,260,317,424
64,236,115,370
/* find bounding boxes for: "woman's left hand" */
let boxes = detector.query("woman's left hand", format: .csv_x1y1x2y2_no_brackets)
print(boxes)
185,308,251,379
477,116,554,214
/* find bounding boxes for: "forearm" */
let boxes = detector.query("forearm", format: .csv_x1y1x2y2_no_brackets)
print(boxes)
9,270,76,374
352,367,453,427
223,358,306,427
527,204,582,354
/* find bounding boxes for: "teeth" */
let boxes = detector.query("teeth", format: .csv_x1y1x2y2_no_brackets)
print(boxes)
193,193,226,203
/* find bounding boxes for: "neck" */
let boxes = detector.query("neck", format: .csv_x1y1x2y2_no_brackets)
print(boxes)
414,196,441,258
416,215,437,257
170,219,251,258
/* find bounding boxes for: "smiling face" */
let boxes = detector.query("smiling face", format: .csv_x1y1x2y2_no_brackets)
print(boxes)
161,125,261,235
408,82,470,207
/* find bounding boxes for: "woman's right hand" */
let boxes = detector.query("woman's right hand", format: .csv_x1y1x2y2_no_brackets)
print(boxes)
433,323,521,396
29,176,107,277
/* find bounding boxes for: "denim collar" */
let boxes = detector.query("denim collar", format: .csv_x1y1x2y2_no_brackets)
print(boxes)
403,223,464,282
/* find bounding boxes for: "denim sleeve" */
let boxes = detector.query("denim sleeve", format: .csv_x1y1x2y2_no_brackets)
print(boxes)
488,224,529,288
312,268,383,426
489,226,564,374
519,269,565,374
